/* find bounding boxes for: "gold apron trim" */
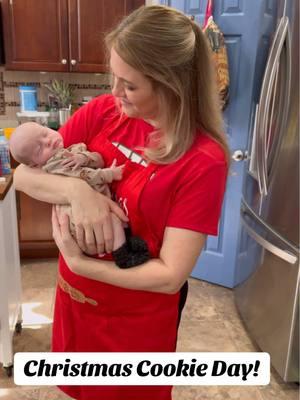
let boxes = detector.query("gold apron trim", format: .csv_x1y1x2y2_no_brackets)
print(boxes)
58,273,98,306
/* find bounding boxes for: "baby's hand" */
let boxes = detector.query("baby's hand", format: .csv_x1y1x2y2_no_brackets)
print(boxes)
111,164,125,181
61,152,88,170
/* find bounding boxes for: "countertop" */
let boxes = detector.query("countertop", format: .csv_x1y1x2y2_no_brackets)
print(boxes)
0,174,13,201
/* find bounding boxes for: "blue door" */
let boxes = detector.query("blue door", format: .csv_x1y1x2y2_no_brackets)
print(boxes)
159,0,277,287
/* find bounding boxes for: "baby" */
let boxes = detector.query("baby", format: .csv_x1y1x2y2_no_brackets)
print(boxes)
10,122,150,268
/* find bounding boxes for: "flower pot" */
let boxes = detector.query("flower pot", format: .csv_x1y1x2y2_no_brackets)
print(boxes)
59,108,71,126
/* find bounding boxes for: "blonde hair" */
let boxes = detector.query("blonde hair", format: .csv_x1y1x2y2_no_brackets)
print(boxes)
105,5,230,165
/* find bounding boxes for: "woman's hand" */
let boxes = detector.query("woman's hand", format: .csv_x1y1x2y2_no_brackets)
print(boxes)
52,206,83,271
69,182,128,255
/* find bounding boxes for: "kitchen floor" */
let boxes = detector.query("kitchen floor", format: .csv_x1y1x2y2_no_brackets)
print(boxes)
0,260,298,400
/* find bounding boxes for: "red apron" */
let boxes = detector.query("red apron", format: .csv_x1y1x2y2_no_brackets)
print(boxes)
52,125,181,400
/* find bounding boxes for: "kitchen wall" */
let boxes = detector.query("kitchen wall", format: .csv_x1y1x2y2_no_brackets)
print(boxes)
0,66,111,127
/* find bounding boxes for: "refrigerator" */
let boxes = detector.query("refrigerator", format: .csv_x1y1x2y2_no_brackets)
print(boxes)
234,0,299,383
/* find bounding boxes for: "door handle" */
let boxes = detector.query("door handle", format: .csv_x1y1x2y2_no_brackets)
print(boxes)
232,150,248,162
241,215,298,265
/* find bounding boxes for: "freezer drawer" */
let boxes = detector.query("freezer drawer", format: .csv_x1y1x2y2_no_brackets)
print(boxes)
235,204,299,382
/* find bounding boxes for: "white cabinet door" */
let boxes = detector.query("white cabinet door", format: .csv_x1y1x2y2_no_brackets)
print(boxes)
0,184,22,371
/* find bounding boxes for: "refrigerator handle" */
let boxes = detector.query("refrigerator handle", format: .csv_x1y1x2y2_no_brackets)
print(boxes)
255,18,283,195
256,17,289,196
249,104,263,191
266,65,279,158
266,20,292,185
283,20,292,127
241,214,298,265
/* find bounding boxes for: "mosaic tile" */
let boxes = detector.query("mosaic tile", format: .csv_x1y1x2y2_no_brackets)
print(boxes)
0,70,111,121
0,92,5,115
0,71,3,91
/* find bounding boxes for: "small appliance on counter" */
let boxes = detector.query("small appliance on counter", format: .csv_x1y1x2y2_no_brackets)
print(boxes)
82,96,93,105
16,111,50,126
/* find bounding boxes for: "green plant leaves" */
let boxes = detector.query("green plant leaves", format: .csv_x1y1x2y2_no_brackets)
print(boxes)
44,79,74,108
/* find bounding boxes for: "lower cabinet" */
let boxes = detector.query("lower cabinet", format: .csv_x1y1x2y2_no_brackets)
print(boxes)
17,192,58,258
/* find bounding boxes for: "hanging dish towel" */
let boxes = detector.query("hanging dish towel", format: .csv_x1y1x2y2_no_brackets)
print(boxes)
203,0,230,110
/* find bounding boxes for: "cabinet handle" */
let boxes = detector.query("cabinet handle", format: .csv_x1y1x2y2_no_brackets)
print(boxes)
61,59,67,65
71,59,77,66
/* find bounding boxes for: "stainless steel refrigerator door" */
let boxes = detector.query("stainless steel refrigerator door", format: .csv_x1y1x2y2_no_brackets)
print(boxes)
258,0,299,246
235,203,299,382
244,0,299,247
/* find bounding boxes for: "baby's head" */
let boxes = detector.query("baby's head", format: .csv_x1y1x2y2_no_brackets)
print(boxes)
9,122,63,167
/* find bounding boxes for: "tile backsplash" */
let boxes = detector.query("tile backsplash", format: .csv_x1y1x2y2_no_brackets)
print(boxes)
0,67,111,126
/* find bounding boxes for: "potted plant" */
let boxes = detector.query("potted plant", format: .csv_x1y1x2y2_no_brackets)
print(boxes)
44,79,74,126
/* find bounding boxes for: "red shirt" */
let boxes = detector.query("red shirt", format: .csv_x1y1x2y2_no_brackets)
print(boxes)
60,94,227,248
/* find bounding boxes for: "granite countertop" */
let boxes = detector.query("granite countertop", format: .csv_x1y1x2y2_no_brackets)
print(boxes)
0,174,13,201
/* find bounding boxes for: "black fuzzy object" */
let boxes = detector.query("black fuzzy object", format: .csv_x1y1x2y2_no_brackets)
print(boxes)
112,236,150,269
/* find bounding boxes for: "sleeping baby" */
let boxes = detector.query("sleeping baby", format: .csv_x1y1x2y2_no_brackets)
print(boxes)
9,122,149,268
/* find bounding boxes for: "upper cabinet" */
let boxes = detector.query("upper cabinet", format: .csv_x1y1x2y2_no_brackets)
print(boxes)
2,0,69,72
2,0,144,72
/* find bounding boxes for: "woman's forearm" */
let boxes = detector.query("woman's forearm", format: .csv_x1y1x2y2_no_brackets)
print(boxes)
68,255,178,294
13,163,85,204
54,226,206,294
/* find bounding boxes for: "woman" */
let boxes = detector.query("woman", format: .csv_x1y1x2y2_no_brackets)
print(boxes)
14,5,229,400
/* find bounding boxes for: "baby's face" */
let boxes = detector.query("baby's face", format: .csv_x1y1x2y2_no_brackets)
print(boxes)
29,126,64,166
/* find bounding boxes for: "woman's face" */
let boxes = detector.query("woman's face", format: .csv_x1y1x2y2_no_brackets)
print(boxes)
110,48,159,122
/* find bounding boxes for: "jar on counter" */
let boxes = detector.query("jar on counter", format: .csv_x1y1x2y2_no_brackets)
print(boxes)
0,128,11,175
48,108,59,130
19,85,38,112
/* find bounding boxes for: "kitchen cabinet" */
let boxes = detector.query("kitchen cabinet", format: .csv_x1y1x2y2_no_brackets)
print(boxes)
2,0,69,72
17,191,58,258
9,157,57,258
0,5,5,64
2,0,144,72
